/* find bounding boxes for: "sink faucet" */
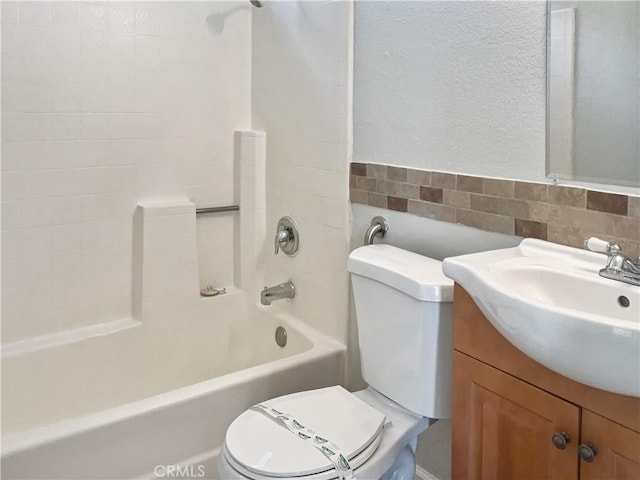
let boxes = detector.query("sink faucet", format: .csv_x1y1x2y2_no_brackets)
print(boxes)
585,237,640,287
261,281,295,305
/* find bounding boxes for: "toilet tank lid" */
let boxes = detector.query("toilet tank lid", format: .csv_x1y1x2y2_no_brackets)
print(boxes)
348,245,453,302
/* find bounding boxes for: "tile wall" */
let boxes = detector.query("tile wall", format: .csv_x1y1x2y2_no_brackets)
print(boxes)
252,1,352,342
351,163,640,254
133,201,199,318
1,2,251,343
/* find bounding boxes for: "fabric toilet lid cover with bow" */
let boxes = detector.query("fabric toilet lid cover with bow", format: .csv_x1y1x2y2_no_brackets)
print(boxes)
224,386,387,478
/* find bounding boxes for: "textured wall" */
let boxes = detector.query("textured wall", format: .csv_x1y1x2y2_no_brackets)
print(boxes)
251,1,352,342
1,1,251,343
354,1,546,181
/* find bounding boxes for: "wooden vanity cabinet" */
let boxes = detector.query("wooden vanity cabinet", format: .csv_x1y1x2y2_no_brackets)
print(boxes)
453,351,581,479
452,285,640,480
580,410,640,480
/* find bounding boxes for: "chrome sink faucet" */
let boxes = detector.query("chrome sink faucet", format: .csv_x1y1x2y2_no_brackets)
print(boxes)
585,237,640,287
261,281,295,305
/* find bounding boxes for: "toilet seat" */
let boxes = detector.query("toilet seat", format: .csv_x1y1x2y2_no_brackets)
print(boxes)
223,386,387,479
222,431,383,480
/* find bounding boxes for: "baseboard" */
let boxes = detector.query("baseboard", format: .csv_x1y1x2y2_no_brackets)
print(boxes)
415,465,443,480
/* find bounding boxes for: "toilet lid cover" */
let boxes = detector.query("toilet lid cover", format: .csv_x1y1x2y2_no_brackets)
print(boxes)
224,386,386,478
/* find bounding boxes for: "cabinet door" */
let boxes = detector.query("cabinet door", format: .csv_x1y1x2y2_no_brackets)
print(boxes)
453,351,580,480
580,410,640,480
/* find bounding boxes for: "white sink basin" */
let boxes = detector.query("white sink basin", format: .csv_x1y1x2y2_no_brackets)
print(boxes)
443,239,640,397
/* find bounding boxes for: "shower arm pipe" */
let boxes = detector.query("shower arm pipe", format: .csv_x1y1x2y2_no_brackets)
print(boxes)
364,216,389,245
196,205,240,215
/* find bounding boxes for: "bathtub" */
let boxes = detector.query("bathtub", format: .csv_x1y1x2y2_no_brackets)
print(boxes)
1,291,345,479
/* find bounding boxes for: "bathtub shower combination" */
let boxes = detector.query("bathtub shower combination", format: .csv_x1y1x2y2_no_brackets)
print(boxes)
2,294,344,479
1,133,345,479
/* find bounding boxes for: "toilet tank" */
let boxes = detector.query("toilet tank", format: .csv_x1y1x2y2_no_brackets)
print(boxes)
347,245,454,419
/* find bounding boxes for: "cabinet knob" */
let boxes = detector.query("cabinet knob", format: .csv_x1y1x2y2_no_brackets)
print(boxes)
578,443,598,463
552,432,571,450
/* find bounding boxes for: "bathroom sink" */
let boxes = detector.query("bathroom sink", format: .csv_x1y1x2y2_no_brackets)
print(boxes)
442,239,640,398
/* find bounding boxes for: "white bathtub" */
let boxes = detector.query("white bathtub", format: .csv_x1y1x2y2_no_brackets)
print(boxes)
1,291,345,479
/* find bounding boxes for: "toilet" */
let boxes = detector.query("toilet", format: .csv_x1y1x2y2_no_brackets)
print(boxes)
218,244,454,480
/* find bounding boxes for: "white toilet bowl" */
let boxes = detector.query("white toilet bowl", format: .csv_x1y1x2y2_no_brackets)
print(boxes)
217,386,429,480
218,245,454,480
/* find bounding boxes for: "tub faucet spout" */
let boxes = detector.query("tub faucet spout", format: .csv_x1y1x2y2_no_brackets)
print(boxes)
261,281,295,305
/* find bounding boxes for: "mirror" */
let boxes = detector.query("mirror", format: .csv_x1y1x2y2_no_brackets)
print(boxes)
547,1,640,188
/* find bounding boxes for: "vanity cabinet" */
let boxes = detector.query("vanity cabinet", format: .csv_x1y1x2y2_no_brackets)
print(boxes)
580,411,640,480
453,351,580,479
452,285,640,480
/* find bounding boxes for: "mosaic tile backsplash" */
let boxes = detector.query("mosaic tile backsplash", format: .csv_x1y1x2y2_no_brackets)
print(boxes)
350,163,640,254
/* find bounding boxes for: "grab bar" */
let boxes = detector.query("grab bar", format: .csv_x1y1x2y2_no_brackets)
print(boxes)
195,205,239,215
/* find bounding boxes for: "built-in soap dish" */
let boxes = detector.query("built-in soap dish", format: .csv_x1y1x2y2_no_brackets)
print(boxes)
200,286,227,297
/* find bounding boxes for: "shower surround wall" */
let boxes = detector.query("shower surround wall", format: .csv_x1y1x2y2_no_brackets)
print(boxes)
252,1,352,342
1,2,251,343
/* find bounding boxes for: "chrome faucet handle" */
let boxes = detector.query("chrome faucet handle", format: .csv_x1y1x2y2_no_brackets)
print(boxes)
275,229,290,254
273,216,300,256
586,237,640,285
585,237,620,255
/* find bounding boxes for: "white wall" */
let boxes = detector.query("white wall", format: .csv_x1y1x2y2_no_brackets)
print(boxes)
354,1,546,181
1,1,251,343
252,1,352,342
